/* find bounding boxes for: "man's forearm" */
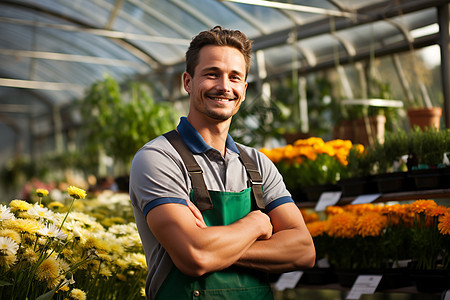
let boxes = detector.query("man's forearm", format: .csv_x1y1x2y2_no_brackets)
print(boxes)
234,228,316,273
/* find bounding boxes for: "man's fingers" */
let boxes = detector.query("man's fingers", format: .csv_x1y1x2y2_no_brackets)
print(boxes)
187,200,207,228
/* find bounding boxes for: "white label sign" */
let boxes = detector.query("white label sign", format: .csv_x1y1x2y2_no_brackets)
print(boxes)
315,191,342,211
346,275,382,300
274,271,303,291
351,193,381,205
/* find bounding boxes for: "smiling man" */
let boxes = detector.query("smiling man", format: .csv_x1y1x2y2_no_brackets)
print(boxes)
130,26,315,300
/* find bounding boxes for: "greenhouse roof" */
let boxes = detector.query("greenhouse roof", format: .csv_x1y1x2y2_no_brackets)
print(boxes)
0,0,449,151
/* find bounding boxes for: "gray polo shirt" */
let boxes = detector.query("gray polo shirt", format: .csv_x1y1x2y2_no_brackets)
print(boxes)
129,117,293,300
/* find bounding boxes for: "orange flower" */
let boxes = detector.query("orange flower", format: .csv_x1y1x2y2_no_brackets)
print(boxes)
325,205,344,216
408,199,437,215
356,212,387,237
307,220,328,237
300,209,320,223
315,143,335,156
297,146,317,161
428,205,448,217
438,212,450,235
283,144,298,160
344,204,376,215
326,212,358,238
381,204,411,226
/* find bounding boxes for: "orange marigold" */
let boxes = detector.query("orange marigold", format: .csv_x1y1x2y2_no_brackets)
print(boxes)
428,205,448,217
316,143,335,156
356,212,387,237
344,204,376,215
438,212,450,235
300,209,320,223
307,221,328,237
297,146,317,161
408,199,437,215
325,205,344,216
326,212,358,238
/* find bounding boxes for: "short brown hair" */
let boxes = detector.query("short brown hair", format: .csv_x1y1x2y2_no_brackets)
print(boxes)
185,26,252,78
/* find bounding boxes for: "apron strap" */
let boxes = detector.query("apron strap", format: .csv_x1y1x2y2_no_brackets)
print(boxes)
163,130,213,211
236,145,265,210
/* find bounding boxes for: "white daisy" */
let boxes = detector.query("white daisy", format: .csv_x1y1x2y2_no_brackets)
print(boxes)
27,203,54,220
0,204,14,221
0,236,19,255
37,223,68,240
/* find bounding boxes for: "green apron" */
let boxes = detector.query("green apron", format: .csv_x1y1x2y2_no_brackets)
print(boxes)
154,187,273,299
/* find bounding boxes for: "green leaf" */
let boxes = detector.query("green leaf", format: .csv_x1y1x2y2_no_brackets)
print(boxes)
35,286,59,300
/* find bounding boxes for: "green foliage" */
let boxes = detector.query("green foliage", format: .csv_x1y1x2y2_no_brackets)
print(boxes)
78,75,178,166
357,127,450,175
278,154,344,190
343,146,373,179
408,127,449,167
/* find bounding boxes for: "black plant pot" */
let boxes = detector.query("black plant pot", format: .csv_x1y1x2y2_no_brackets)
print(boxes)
338,176,378,197
303,184,340,202
374,172,414,193
408,168,442,190
410,269,450,293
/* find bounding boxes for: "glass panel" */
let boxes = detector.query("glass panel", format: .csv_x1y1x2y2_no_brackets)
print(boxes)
183,0,262,37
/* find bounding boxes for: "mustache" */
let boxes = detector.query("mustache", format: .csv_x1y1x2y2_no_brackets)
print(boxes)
208,92,238,100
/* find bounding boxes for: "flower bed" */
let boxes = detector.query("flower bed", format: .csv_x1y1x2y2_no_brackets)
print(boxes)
260,137,360,201
301,200,450,290
0,186,146,300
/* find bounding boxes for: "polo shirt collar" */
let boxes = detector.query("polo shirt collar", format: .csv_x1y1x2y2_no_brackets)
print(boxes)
176,117,240,154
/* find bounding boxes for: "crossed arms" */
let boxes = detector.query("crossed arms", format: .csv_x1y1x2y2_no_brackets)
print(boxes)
146,200,316,277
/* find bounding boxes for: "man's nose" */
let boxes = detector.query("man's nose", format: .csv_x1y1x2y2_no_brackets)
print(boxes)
216,76,232,93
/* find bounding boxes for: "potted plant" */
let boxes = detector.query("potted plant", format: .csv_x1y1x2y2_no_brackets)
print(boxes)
407,127,450,190
260,137,353,202
406,200,450,293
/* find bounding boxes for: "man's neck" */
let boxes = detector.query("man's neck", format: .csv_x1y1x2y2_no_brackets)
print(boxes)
187,115,230,156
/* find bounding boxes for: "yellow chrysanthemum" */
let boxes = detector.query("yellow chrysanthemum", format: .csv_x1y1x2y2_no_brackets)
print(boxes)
67,186,86,199
127,252,147,269
0,229,21,244
48,201,65,210
69,288,87,300
35,256,60,284
9,199,33,212
8,218,43,234
356,212,387,237
438,212,450,235
23,247,39,264
326,212,358,238
36,189,49,198
0,252,17,269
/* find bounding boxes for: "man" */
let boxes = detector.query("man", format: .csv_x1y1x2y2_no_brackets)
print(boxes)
130,26,315,300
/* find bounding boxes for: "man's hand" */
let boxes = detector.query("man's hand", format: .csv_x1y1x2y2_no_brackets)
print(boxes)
245,210,273,240
187,200,207,228
187,200,272,240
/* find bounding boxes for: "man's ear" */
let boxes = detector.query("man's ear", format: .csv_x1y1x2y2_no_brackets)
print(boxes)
183,72,192,95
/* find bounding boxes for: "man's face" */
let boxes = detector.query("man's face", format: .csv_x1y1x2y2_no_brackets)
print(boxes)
184,45,248,122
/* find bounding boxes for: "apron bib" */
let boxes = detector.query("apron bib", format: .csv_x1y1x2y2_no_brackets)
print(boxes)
155,188,273,300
